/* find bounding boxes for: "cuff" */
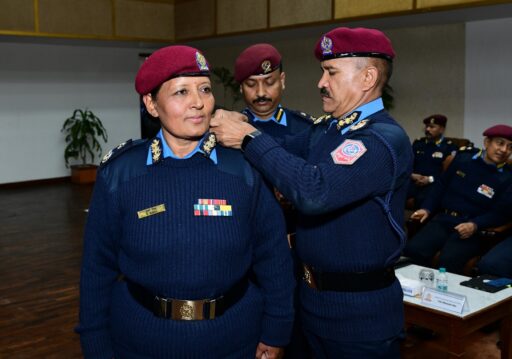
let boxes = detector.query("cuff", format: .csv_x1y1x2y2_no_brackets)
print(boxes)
259,315,294,347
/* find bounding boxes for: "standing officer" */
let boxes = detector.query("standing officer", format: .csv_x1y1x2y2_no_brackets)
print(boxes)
235,43,314,140
212,27,413,358
409,114,458,207
405,124,512,274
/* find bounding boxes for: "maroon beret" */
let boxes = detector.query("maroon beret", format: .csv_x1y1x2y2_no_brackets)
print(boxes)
314,27,395,62
423,114,447,127
483,124,512,140
234,43,282,83
135,45,210,95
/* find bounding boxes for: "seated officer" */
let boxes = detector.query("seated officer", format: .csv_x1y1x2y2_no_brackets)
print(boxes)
408,114,457,208
404,124,512,274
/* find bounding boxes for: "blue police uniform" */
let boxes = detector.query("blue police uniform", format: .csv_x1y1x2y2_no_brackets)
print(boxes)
241,97,413,357
477,183,512,277
76,131,295,358
408,136,458,207
243,105,314,140
404,147,512,274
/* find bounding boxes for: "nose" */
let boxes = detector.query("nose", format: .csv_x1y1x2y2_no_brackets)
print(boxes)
191,89,205,109
317,71,328,90
256,82,265,98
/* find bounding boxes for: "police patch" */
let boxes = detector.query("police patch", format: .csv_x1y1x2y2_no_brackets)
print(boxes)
331,139,367,165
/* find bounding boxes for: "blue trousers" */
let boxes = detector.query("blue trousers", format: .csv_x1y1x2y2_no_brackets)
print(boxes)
304,328,403,359
478,236,512,278
404,218,481,274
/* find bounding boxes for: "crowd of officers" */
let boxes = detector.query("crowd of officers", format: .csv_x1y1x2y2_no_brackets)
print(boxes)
77,26,512,359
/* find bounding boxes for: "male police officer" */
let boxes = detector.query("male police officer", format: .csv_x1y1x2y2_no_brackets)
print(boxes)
212,27,413,358
235,43,314,140
409,114,458,207
405,124,512,274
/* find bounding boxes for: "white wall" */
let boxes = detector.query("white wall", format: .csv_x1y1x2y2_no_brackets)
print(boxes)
0,41,148,184
465,18,512,146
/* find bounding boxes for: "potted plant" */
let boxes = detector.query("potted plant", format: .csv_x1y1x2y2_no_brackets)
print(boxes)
61,108,108,184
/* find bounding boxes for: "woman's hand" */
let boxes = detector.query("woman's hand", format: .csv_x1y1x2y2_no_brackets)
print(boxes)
255,342,283,359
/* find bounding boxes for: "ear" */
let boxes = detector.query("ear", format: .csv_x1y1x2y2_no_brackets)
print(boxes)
142,94,159,118
483,137,490,149
239,85,243,94
361,66,378,92
280,71,286,90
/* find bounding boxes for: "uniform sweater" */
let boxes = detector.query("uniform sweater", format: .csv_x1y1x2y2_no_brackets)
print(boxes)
412,136,457,180
76,140,294,359
242,103,413,342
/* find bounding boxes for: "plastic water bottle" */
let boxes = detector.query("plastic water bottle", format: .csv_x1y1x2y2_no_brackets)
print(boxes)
436,267,448,292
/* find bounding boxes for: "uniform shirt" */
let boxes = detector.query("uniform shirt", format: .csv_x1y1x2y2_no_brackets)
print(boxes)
77,133,294,358
243,105,313,140
241,97,413,342
421,148,512,228
412,136,457,181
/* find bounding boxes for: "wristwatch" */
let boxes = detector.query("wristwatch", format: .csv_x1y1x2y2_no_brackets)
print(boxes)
428,176,434,183
241,130,262,152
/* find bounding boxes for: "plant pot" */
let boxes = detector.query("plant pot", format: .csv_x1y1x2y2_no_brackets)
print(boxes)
71,164,98,184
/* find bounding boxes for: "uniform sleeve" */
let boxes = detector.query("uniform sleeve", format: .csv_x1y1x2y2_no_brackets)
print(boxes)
243,131,396,215
75,173,120,359
471,183,512,229
250,175,295,347
419,155,459,212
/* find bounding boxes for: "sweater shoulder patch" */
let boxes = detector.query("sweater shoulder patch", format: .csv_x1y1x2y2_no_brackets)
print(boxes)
100,139,147,168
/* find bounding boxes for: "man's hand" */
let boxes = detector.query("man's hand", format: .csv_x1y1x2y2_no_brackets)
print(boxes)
411,173,430,186
210,109,254,149
255,342,283,359
410,209,430,223
454,222,477,239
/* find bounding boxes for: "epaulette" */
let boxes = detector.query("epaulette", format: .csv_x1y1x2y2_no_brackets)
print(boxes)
447,140,453,145
458,145,475,152
349,119,371,132
100,139,146,168
312,113,332,125
288,109,317,124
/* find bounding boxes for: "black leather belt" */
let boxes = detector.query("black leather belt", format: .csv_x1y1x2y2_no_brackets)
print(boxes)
126,277,248,320
302,264,396,292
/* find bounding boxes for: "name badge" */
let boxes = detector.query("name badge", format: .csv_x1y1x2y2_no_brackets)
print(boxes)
421,287,469,314
477,184,495,199
137,204,166,219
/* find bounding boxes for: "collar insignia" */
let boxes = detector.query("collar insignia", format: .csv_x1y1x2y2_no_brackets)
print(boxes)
201,132,217,157
349,119,369,131
321,36,333,55
313,114,332,125
195,52,209,71
151,138,162,164
337,111,361,131
261,60,272,73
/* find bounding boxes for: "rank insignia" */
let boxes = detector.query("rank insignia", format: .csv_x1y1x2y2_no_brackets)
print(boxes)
194,199,232,216
275,108,284,123
313,114,332,125
336,111,361,131
349,119,369,132
101,140,129,165
201,132,217,157
331,139,367,165
137,204,166,219
261,60,272,73
195,51,209,71
432,151,444,158
321,36,333,55
151,138,162,164
477,184,495,199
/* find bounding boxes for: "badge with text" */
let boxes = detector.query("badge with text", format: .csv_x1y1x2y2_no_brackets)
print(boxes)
421,287,469,314
432,151,443,158
137,204,166,219
331,139,367,165
194,199,232,216
477,184,495,199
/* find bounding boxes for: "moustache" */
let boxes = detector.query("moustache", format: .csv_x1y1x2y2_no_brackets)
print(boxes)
253,97,272,104
320,88,330,98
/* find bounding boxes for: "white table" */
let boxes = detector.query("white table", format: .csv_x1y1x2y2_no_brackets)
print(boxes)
397,264,512,358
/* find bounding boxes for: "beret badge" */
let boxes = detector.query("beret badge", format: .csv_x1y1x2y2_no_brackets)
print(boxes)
321,36,333,55
261,60,272,73
195,52,209,71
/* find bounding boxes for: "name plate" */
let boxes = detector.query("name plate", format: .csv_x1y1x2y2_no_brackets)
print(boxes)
421,287,469,314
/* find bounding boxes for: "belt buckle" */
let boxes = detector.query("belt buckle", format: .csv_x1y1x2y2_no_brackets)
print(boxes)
171,299,206,320
303,265,318,289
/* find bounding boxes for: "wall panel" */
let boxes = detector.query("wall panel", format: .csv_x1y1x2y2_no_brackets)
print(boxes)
270,0,331,27
0,0,34,31
334,0,412,19
217,0,267,34
39,0,112,36
175,0,215,39
417,0,484,8
115,0,174,40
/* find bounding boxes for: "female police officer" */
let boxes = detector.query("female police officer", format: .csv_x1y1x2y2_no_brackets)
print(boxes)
76,45,294,359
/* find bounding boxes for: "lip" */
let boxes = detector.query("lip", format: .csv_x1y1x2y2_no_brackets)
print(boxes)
186,115,206,124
